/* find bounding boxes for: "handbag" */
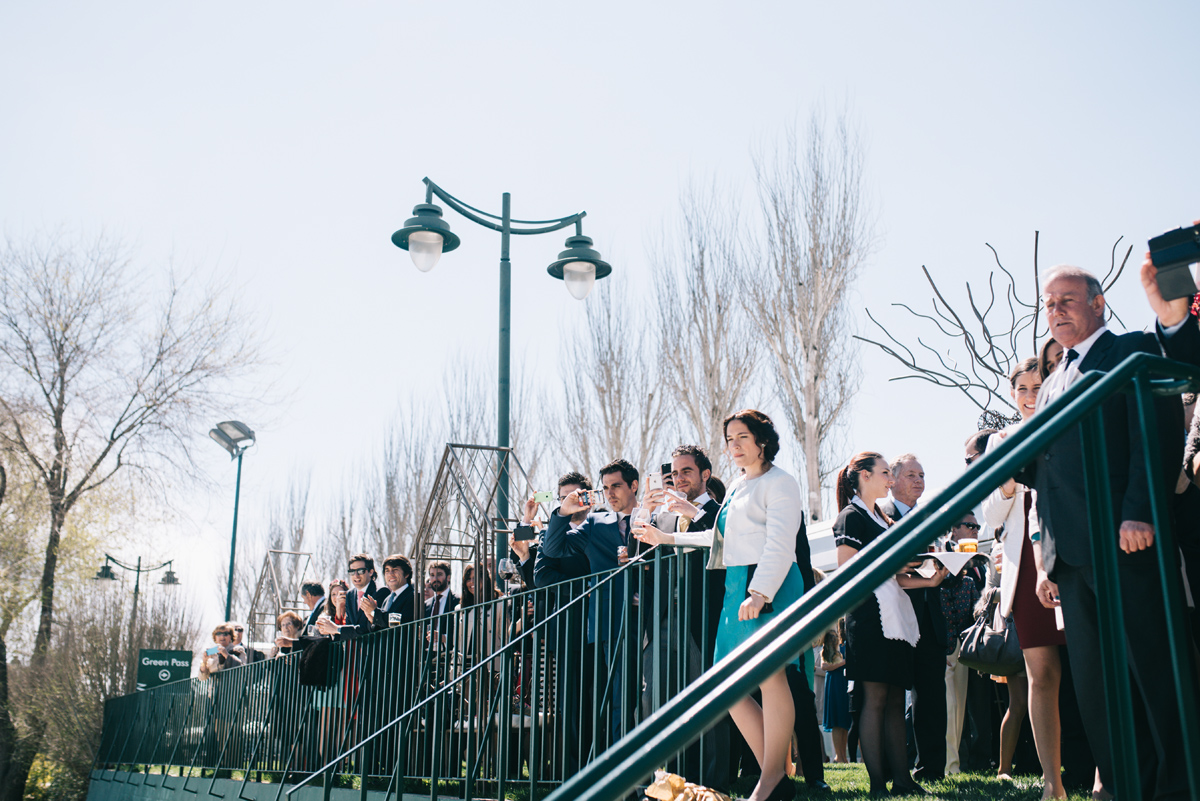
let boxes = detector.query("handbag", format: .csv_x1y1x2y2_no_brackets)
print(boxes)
957,587,1023,676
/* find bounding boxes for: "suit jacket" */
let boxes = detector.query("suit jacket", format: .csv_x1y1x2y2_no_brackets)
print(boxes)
425,590,460,618
543,508,631,641
341,581,390,639
1030,324,1200,575
305,601,325,628
372,584,415,630
881,498,949,649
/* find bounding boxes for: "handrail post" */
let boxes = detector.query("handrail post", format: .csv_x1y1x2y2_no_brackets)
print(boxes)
1081,410,1140,798
1132,371,1200,796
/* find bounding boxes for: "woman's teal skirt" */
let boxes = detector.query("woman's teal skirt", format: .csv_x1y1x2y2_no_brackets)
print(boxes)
713,562,813,683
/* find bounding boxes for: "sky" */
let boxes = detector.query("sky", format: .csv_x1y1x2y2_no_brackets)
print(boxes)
2,1,1198,628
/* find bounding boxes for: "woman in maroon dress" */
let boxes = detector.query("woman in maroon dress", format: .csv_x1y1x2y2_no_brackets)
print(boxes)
981,357,1067,800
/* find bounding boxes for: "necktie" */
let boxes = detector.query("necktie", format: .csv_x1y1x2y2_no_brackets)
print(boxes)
618,515,629,544
1064,348,1079,368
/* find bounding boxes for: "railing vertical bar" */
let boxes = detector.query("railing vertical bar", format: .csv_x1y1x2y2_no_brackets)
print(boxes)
1132,371,1200,796
1081,409,1140,799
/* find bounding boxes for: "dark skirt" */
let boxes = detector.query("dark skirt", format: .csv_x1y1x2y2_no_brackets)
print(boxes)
845,592,915,689
1013,529,1067,649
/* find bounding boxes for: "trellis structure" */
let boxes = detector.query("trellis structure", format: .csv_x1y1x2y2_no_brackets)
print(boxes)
410,443,539,605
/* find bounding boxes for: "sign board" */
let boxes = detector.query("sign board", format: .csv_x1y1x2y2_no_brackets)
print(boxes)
136,649,193,691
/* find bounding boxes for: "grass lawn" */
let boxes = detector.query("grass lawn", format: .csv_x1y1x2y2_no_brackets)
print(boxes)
726,765,1092,800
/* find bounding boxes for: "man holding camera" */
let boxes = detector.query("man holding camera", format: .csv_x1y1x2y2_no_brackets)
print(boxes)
1024,251,1200,800
543,458,642,740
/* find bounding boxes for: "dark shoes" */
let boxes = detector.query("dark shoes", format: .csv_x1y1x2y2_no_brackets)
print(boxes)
762,777,796,801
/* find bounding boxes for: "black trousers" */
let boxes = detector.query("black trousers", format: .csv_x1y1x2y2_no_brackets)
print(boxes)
1056,556,1195,800
908,631,947,779
786,664,825,787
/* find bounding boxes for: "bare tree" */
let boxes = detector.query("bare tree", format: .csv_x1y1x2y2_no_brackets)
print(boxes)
856,232,1132,417
551,277,673,482
12,583,200,801
744,111,876,519
0,231,263,800
650,182,760,476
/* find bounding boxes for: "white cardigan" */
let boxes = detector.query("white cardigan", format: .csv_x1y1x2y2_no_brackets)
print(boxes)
979,423,1040,619
704,464,803,602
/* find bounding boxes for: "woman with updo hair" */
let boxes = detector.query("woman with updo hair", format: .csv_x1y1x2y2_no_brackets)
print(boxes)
834,452,947,796
708,409,805,801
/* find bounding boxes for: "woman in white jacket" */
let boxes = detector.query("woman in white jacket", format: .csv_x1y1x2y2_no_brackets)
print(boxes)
637,409,803,801
980,356,1067,800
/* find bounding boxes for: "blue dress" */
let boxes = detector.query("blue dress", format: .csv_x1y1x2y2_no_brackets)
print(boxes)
712,491,808,670
822,643,851,731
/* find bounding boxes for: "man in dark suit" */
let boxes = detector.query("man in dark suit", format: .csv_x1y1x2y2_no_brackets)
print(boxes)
1025,260,1200,800
424,560,459,628
339,553,390,640
881,454,948,782
530,472,595,775
544,458,641,741
301,582,326,628
365,554,416,629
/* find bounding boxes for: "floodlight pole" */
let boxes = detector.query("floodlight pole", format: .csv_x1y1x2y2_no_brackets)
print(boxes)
225,449,244,622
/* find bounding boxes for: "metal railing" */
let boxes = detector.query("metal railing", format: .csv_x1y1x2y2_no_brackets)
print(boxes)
93,353,1200,800
92,541,731,798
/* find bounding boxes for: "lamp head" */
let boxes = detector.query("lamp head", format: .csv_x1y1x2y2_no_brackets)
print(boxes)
160,565,180,587
392,203,461,272
95,563,117,581
210,421,255,460
547,234,612,300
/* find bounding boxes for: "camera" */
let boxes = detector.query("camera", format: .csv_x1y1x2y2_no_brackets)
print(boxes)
1149,223,1200,301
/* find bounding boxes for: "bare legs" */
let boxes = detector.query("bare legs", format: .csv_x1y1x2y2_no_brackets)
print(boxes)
729,670,795,801
1023,645,1066,799
858,681,921,794
998,673,1028,779
831,727,850,763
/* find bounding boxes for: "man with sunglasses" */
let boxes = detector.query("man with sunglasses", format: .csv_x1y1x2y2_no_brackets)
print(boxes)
339,553,389,640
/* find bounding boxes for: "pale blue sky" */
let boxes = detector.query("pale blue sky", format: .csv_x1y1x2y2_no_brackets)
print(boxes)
2,2,1198,621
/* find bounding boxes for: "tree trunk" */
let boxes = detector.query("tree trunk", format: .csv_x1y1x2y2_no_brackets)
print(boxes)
0,635,43,801
33,503,65,662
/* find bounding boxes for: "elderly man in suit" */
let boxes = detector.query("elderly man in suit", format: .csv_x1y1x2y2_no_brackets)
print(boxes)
882,454,949,782
1021,254,1200,801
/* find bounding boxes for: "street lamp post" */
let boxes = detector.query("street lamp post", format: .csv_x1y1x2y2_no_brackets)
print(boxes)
392,178,611,578
209,421,256,622
94,554,180,691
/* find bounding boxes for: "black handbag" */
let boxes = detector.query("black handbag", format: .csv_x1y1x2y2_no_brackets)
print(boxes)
957,587,1023,676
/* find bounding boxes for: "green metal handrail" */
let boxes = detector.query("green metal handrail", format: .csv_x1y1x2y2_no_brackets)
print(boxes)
547,351,1200,801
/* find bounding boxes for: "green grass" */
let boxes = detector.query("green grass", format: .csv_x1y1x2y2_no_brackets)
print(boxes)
726,765,1092,800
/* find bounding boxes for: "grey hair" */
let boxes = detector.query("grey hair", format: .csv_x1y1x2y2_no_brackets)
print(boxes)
1043,265,1104,303
889,453,920,473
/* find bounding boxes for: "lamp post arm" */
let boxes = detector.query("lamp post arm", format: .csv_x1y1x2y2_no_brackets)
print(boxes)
423,178,586,235
103,554,174,575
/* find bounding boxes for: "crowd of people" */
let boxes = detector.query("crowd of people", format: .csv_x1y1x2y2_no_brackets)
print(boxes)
191,249,1200,801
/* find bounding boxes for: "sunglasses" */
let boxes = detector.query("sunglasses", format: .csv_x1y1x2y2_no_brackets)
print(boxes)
956,522,981,532
347,567,370,576
964,454,980,466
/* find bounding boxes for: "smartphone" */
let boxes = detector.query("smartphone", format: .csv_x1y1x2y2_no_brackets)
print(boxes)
1149,223,1200,301
513,524,536,541
661,463,674,488
206,646,220,656
533,491,553,504
647,472,664,492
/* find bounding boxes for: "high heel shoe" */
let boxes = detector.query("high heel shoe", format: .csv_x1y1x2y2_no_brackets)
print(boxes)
761,777,796,801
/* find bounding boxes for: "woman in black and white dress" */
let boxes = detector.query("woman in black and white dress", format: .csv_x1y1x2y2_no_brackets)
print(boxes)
834,451,947,796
